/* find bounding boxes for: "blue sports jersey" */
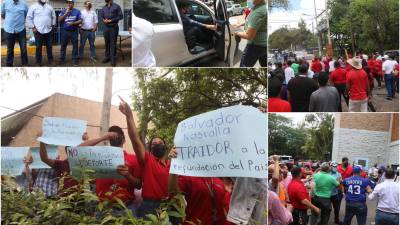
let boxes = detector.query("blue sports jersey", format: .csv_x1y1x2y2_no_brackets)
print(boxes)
342,176,373,203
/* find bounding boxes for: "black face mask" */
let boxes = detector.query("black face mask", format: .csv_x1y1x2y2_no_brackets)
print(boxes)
105,0,110,3
151,144,166,158
110,136,123,147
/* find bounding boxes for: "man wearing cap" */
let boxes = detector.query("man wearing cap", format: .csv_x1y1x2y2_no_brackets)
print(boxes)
342,165,375,225
79,0,97,62
58,0,82,66
1,0,29,66
345,58,371,112
382,54,398,100
100,0,123,67
330,162,342,224
311,162,339,225
26,0,56,66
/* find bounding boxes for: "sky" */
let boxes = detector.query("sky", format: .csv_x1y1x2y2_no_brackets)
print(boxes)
0,68,136,118
268,0,327,34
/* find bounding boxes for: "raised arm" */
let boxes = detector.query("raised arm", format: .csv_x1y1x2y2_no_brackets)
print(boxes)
39,142,56,168
118,96,146,165
78,132,118,146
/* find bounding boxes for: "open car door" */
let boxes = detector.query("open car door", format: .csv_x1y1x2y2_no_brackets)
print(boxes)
213,0,233,66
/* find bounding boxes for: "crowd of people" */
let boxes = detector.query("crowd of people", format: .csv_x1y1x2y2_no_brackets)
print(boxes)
268,51,399,112
268,155,400,225
1,98,268,225
1,0,125,66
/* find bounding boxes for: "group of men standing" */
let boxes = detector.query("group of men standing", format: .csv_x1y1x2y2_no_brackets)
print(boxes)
1,0,123,66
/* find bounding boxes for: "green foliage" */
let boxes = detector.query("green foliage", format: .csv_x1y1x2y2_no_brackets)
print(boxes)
268,113,334,160
1,168,185,225
328,0,399,53
132,68,267,148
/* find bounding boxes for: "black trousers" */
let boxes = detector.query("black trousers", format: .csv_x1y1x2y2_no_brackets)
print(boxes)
311,196,332,225
103,24,119,64
334,83,348,112
331,194,340,222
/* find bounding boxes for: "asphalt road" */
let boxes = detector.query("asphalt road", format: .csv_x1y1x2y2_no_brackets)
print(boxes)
327,198,378,225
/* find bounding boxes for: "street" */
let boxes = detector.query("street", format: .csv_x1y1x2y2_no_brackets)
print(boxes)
327,198,378,225
1,37,131,67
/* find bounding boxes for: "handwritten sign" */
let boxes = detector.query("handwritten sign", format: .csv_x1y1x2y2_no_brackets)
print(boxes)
170,105,267,178
1,147,30,176
37,117,87,146
67,146,124,178
30,145,58,169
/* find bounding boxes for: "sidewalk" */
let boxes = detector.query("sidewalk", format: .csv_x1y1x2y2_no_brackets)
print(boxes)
1,37,131,67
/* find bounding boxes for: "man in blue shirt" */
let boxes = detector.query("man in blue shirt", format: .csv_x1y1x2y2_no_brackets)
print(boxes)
342,165,375,225
100,0,123,67
1,0,28,66
58,0,82,66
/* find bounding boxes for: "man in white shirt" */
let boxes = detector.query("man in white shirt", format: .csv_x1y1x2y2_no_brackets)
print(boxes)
79,1,97,62
382,55,398,100
367,168,399,225
26,0,56,66
284,61,295,85
132,13,155,67
329,59,335,73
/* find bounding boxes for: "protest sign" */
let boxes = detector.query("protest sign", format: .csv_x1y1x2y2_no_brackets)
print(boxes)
67,146,124,178
30,145,58,169
170,105,267,178
37,117,87,146
1,147,30,176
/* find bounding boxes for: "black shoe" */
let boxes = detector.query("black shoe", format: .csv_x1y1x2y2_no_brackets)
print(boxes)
102,58,110,64
72,62,79,67
48,61,53,66
58,61,66,66
111,61,116,67
386,97,392,100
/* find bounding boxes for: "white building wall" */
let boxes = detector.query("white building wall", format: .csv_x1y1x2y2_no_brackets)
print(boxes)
388,141,400,166
332,128,389,169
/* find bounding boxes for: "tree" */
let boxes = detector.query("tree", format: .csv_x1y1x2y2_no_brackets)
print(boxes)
131,68,267,147
268,22,317,51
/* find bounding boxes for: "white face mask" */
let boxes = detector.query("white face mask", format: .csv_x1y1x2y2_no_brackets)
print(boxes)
247,1,254,8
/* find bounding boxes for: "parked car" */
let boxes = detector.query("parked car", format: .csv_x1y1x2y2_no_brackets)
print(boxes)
133,0,240,67
227,4,245,16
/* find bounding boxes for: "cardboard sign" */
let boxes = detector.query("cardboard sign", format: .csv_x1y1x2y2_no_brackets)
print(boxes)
1,147,30,176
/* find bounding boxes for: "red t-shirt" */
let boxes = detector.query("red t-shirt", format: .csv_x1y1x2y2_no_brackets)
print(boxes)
287,178,310,210
178,177,227,225
96,151,142,203
311,60,322,73
53,159,79,193
374,60,383,76
337,164,353,180
330,67,347,85
346,69,369,100
395,64,399,78
368,59,376,73
268,97,291,112
141,151,170,200
223,191,236,225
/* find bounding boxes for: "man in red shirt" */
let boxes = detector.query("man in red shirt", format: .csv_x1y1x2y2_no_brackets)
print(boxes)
330,61,349,112
337,157,353,180
78,125,142,215
287,167,320,225
345,58,371,112
118,96,171,218
168,148,230,225
268,77,291,112
311,57,323,74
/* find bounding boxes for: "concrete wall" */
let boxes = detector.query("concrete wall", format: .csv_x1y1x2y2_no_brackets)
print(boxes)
338,113,391,132
391,113,399,142
8,93,139,158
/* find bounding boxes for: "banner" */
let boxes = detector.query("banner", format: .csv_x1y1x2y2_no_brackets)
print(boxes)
1,147,30,176
37,117,87,146
170,105,267,178
30,145,58,169
67,146,124,178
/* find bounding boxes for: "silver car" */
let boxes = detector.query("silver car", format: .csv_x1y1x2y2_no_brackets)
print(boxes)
133,0,240,67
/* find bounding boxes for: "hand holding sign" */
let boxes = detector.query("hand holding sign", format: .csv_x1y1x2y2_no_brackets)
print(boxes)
170,105,267,178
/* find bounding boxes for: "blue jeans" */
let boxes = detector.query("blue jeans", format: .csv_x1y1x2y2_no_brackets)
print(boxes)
136,199,161,218
384,74,395,98
343,202,367,225
240,43,267,67
79,30,96,58
375,210,399,225
34,31,53,64
60,29,79,63
5,29,28,66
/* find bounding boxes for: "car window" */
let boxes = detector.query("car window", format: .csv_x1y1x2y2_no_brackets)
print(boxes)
187,2,211,16
133,0,179,24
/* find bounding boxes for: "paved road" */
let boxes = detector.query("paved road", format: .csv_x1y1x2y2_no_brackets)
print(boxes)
327,198,378,225
340,79,399,112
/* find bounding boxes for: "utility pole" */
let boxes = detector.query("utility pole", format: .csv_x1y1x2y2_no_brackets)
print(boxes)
100,68,113,145
325,0,333,57
314,0,322,57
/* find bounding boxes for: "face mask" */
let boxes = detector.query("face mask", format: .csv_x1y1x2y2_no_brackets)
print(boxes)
343,162,348,167
151,144,166,158
109,136,123,147
247,1,254,8
332,168,337,172
105,0,110,3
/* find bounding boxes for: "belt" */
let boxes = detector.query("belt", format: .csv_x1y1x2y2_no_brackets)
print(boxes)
81,29,94,31
377,209,399,215
64,29,78,32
